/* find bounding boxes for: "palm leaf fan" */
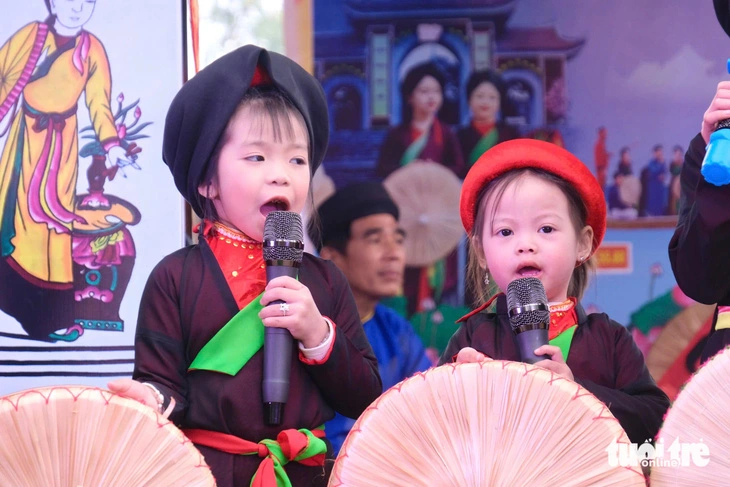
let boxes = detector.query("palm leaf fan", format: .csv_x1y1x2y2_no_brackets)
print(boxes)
651,346,730,486
383,161,463,267
645,302,715,400
329,361,645,486
0,22,41,127
0,386,215,486
618,175,642,208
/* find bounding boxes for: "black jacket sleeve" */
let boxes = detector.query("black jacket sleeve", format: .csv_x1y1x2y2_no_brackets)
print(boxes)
668,133,730,360
301,260,382,418
573,321,670,444
132,256,189,422
669,133,730,305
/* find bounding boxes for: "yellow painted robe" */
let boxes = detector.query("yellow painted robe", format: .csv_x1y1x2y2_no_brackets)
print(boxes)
0,22,118,284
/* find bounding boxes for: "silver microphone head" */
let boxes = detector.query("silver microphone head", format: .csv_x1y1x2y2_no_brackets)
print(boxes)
263,211,304,263
505,277,550,331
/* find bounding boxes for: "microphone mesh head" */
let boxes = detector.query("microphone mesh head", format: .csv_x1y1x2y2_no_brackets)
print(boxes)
263,211,304,262
505,277,549,329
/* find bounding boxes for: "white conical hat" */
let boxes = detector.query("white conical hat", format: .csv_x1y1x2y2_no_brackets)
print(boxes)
383,162,463,267
0,386,216,486
651,346,730,486
330,361,645,486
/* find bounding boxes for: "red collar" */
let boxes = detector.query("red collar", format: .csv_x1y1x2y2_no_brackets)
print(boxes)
457,293,502,323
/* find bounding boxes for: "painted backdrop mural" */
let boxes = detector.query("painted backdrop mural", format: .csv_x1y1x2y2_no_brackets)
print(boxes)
313,0,728,384
0,1,186,395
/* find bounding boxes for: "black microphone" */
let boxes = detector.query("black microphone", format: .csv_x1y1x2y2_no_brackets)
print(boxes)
262,210,304,426
506,277,550,364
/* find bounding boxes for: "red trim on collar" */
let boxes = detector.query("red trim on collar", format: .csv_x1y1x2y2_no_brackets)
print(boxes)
457,293,503,323
193,219,214,236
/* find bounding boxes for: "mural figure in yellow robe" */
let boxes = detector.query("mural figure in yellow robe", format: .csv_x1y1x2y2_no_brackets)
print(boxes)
0,0,142,341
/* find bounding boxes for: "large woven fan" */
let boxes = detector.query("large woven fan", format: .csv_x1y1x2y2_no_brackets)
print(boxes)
651,346,730,486
0,386,216,486
645,302,715,400
383,162,463,267
329,361,645,486
619,175,642,208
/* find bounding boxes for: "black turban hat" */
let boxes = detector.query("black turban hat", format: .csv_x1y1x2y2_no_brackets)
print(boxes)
163,45,329,218
311,181,399,251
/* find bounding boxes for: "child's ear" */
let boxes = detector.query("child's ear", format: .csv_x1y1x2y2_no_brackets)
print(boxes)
578,225,594,260
197,182,218,200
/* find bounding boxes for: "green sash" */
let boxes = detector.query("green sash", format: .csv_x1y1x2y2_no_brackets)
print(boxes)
468,127,499,166
548,325,577,362
249,427,328,487
399,129,428,167
189,292,265,375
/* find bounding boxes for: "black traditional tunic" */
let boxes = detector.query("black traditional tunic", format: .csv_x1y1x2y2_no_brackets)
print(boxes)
132,237,381,486
668,133,730,361
439,295,669,444
375,119,464,179
457,122,519,175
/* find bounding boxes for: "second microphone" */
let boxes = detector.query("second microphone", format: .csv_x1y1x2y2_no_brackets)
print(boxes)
506,277,551,364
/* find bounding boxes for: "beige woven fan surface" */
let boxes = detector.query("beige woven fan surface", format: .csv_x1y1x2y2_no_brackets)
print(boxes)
329,361,645,487
619,175,641,207
0,386,215,487
645,303,715,381
651,346,730,486
383,161,463,267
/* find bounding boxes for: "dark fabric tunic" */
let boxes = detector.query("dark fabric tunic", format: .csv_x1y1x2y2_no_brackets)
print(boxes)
375,119,464,179
133,239,382,486
668,132,730,362
457,122,518,174
438,295,669,444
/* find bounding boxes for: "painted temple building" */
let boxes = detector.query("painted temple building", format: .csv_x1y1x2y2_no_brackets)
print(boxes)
314,0,585,180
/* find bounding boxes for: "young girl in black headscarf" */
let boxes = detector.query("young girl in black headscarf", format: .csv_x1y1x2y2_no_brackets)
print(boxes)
108,45,381,487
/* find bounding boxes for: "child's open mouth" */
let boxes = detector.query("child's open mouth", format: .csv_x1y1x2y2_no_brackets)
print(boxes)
261,198,290,216
517,265,541,277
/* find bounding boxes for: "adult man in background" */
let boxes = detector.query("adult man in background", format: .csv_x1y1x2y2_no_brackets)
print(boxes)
310,181,431,454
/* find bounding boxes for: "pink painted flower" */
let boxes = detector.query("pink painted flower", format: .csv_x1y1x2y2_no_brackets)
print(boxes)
116,124,127,139
134,106,142,119
117,93,124,103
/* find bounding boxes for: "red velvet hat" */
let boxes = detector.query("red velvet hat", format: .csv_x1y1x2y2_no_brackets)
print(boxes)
460,139,606,253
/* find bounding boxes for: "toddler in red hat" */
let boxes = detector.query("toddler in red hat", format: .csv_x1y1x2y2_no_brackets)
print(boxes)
439,139,668,445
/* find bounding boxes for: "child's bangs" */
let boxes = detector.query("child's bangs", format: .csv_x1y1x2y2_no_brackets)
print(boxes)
240,90,308,147
478,168,587,235
479,170,526,234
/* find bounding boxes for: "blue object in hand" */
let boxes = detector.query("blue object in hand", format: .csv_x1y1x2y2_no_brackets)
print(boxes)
701,59,730,186
702,127,730,185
